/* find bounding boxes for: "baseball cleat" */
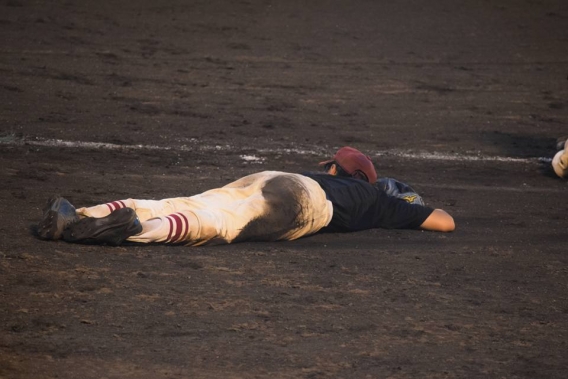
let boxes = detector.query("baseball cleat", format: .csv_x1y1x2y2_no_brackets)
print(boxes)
62,207,142,246
37,196,79,240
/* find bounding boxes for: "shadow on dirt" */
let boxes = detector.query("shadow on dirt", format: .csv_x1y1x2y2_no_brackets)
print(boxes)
480,131,558,158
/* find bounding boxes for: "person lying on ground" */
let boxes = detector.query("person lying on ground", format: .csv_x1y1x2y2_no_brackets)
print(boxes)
37,148,455,246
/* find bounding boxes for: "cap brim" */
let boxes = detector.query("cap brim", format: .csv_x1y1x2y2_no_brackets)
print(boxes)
318,159,334,166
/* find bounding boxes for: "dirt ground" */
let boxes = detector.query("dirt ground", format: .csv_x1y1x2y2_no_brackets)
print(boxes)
1,1,567,378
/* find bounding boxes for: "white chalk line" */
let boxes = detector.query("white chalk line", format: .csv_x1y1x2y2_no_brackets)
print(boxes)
414,182,562,193
0,136,552,164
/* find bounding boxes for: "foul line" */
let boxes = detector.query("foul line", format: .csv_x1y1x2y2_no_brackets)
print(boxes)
0,136,552,164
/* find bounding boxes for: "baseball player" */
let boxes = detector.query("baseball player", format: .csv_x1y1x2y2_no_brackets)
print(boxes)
552,137,568,178
37,148,455,246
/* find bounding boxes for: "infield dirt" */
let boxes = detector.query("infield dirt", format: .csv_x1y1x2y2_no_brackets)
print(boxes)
1,1,567,378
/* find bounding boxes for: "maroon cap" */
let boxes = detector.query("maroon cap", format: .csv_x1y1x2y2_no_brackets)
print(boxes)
319,146,378,184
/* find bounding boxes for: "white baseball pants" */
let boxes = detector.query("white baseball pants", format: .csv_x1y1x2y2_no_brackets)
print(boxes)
76,171,333,246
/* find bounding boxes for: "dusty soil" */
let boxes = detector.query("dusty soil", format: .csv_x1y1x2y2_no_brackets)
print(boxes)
1,1,567,378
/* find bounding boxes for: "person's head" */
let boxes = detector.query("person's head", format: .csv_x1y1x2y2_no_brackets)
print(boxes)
319,146,378,183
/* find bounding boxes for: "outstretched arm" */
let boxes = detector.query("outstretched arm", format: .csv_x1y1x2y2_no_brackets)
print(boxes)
420,209,455,232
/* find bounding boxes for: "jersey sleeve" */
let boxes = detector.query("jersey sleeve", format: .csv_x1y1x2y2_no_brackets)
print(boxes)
377,195,434,229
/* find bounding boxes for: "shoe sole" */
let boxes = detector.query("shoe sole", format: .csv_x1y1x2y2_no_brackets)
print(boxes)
37,196,78,240
552,149,568,178
63,208,141,246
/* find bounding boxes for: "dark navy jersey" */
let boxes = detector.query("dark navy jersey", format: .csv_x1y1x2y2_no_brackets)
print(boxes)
301,173,434,232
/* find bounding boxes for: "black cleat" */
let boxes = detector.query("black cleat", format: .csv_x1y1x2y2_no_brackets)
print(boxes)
62,207,142,246
37,196,79,240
